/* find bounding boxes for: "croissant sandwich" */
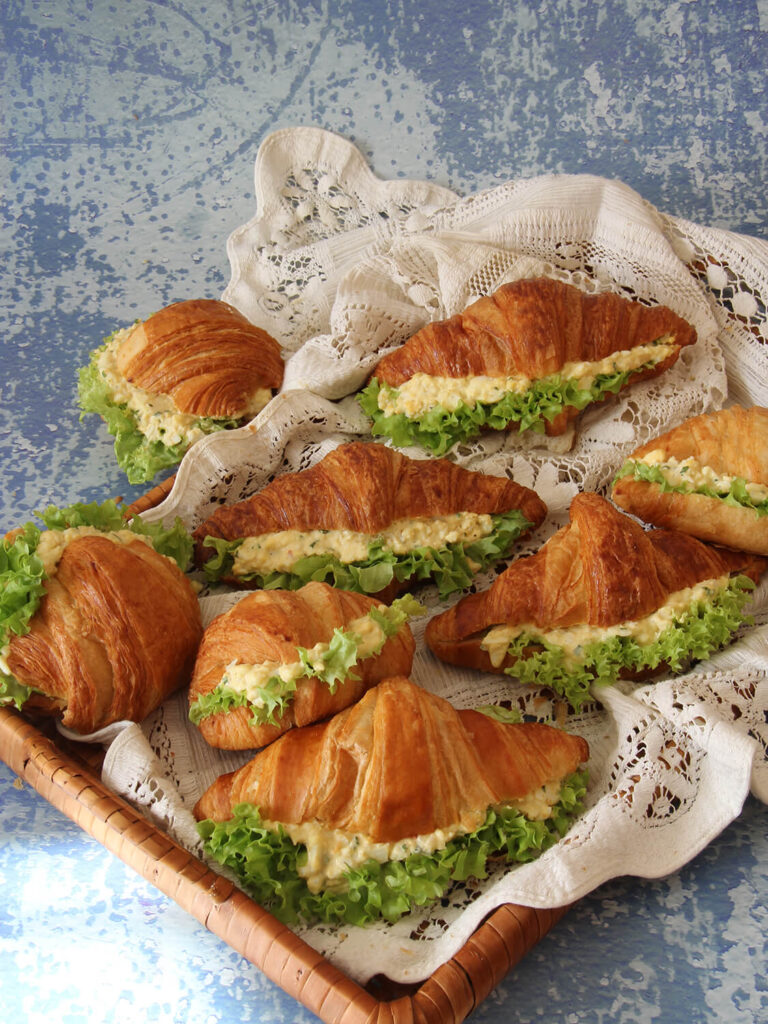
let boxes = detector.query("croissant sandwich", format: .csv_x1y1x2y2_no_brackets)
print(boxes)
78,298,284,483
426,492,766,710
0,500,202,734
194,676,589,925
612,405,768,556
189,583,419,749
358,276,697,455
193,441,547,598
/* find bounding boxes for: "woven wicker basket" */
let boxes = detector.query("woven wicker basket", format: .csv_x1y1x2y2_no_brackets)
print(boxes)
0,475,572,1023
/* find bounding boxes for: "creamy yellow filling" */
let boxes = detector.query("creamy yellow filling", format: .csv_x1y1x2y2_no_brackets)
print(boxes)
232,512,495,577
637,450,768,503
377,339,678,418
266,780,562,893
96,328,272,446
481,575,730,668
221,612,386,705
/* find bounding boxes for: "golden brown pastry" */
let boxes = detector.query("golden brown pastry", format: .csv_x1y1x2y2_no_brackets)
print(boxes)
194,676,589,923
426,492,766,709
188,582,418,749
115,299,284,416
1,511,202,734
78,298,284,483
611,405,768,555
358,276,697,454
193,441,547,597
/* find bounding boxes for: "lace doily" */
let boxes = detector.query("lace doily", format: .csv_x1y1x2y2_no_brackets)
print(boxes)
99,127,768,985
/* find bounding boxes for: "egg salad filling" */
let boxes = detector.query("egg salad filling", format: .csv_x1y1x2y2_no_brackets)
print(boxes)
0,501,194,711
274,814,485,895
358,336,678,455
189,594,424,727
233,512,495,575
201,508,535,598
197,764,588,926
480,573,757,710
615,449,768,515
268,777,563,894
78,327,268,484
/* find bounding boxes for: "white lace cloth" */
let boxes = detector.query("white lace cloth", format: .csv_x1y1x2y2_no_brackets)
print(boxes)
96,127,768,985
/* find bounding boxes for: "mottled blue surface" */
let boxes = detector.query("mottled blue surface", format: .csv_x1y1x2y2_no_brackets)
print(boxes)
1,1,767,1022
1,760,766,1024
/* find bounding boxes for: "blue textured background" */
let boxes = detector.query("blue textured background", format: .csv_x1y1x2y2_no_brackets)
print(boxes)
1,1,767,1022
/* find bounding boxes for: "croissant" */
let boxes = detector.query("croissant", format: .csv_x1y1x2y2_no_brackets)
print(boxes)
1,511,202,734
426,492,766,709
611,405,768,556
78,298,284,483
188,582,417,749
193,441,547,598
194,676,589,923
359,276,697,454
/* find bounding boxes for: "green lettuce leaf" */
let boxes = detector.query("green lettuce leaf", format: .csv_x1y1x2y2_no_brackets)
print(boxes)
78,341,241,484
197,769,588,926
475,703,524,724
201,509,533,597
615,459,768,518
189,594,425,726
36,500,194,571
0,674,37,711
0,523,52,711
359,360,652,455
121,514,195,571
0,524,46,651
498,575,756,710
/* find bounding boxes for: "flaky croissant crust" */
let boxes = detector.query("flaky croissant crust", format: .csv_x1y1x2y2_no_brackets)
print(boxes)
193,676,589,842
373,277,697,387
193,440,547,564
425,492,766,670
617,405,768,482
6,535,203,734
115,298,284,418
189,581,415,749
611,406,768,556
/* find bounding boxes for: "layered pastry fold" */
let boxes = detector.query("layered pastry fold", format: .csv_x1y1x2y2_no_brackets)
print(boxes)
78,298,284,482
1,502,202,733
195,676,589,924
189,582,418,749
612,405,768,555
359,277,697,454
426,492,765,709
193,441,547,598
